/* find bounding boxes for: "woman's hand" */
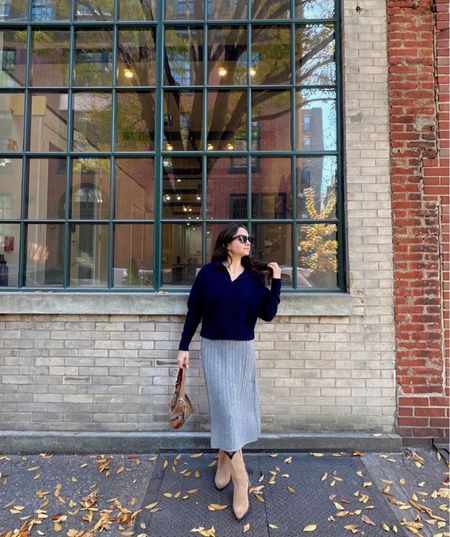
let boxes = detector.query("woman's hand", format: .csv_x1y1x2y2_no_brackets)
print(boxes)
177,350,190,369
268,262,282,279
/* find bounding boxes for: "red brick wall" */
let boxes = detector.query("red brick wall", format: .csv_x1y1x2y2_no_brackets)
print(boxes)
388,0,449,442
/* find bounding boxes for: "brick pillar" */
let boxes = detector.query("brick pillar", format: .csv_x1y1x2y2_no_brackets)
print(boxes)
388,0,449,442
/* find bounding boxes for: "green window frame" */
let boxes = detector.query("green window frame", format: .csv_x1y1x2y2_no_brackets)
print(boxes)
0,0,345,292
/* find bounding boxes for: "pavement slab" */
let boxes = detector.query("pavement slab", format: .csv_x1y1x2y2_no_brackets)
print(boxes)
0,448,448,537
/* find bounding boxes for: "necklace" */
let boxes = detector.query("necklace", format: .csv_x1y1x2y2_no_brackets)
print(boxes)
223,263,244,281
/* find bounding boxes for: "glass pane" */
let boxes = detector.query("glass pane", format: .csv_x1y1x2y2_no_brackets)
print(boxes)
162,157,202,219
0,223,20,287
117,29,156,86
296,88,336,151
71,158,110,219
165,0,203,20
207,90,247,151
25,224,64,287
296,0,334,19
162,223,202,286
29,93,68,152
76,0,113,20
73,93,112,152
116,91,155,151
27,159,67,219
252,157,291,218
164,27,203,86
119,0,157,20
296,25,336,85
74,30,113,87
207,26,247,86
30,30,69,87
115,158,154,219
251,26,291,85
208,0,247,19
0,158,21,219
31,0,71,21
297,223,338,288
206,223,228,261
252,90,291,150
0,93,24,152
114,224,153,287
253,223,292,287
70,224,108,287
252,0,290,19
163,91,202,151
0,30,27,87
206,157,247,220
296,156,337,219
0,1,27,21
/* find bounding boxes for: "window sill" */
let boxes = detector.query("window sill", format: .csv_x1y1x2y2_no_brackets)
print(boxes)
0,292,353,317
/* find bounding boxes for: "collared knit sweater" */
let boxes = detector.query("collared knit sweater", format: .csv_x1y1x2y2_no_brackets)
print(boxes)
179,261,281,351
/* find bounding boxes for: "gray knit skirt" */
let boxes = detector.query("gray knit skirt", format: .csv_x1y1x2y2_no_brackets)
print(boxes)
201,337,261,452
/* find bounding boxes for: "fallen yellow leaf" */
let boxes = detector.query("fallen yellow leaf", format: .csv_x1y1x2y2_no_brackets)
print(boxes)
303,524,317,532
207,504,228,511
243,523,250,533
144,502,158,510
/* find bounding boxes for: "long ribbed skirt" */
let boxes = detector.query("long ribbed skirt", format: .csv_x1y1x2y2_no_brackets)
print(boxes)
201,337,261,452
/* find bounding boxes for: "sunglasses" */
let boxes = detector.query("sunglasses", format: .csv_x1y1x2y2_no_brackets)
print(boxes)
231,234,254,244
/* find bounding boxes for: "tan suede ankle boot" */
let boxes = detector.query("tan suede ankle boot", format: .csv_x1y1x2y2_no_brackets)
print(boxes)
214,449,231,490
228,449,250,521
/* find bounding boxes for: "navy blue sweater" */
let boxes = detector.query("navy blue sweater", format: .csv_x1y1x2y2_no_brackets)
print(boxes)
179,261,282,351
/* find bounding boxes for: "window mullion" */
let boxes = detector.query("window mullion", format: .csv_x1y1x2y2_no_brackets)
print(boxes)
153,1,164,291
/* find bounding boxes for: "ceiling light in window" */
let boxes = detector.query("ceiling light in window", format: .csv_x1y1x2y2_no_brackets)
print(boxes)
249,67,256,77
124,68,134,79
176,195,181,201
166,143,173,151
218,66,227,77
226,143,234,150
207,143,214,150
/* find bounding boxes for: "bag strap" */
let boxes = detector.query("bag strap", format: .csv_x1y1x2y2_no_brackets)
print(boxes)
176,367,186,399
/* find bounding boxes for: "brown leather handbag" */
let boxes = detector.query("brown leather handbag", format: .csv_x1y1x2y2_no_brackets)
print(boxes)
169,367,194,429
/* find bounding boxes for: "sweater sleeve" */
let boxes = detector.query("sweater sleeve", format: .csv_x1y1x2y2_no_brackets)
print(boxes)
179,268,205,351
259,277,282,322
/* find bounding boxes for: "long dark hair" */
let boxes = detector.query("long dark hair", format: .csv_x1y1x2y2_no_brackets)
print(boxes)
211,222,273,282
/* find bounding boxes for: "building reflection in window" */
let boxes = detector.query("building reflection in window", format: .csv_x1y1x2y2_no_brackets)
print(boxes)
73,93,112,152
0,92,24,152
0,30,26,87
29,93,68,152
296,156,337,220
27,158,67,219
115,158,154,219
30,30,70,87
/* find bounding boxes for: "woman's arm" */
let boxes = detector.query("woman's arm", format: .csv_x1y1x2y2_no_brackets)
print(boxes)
178,268,205,351
259,262,282,322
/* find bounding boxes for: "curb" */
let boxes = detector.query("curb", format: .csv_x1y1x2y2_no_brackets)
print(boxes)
0,431,403,454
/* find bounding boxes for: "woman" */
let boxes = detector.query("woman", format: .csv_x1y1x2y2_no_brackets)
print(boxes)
176,222,282,522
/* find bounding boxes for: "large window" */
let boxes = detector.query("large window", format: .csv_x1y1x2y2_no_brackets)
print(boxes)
0,0,343,291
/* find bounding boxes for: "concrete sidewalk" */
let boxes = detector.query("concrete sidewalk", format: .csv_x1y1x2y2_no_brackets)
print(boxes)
0,448,448,537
